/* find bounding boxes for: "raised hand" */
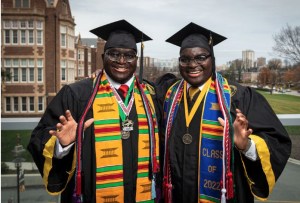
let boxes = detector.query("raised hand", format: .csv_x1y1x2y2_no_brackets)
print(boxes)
49,110,94,147
233,109,253,150
218,109,253,151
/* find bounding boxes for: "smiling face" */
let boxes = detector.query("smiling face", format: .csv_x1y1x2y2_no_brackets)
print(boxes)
103,48,137,84
179,47,213,86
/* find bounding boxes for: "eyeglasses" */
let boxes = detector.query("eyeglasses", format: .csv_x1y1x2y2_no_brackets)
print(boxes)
179,54,211,66
105,50,137,62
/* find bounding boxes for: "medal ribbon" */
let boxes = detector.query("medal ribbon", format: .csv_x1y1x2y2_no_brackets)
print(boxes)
183,78,212,130
111,82,135,121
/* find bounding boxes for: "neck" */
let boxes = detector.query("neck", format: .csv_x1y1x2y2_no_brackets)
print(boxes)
105,71,134,89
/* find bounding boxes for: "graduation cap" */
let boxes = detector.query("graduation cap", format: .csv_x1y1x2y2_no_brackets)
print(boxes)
166,22,226,50
166,22,227,76
90,19,151,81
90,19,152,52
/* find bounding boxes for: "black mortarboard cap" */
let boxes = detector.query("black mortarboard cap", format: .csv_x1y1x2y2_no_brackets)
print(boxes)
166,22,226,51
90,19,152,51
166,22,227,78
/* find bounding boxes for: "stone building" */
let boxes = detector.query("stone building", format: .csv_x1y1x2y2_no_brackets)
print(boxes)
1,0,76,117
1,0,106,118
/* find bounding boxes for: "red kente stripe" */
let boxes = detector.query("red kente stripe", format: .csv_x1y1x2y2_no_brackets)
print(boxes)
202,126,223,134
138,121,148,126
97,173,123,181
98,85,110,92
138,163,149,170
94,126,120,134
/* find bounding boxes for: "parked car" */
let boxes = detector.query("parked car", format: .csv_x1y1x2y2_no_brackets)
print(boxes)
279,89,286,93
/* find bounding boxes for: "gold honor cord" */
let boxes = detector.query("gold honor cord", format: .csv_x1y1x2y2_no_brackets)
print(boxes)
183,78,212,131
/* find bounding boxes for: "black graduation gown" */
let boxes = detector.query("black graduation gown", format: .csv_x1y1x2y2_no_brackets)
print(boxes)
27,78,156,203
155,76,291,203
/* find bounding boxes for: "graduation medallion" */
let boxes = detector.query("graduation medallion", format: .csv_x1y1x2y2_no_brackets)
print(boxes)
111,83,135,140
121,118,134,139
182,133,192,144
121,130,130,139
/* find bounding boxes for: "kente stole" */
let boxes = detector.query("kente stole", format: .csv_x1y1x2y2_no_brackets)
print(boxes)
163,77,231,203
93,73,159,203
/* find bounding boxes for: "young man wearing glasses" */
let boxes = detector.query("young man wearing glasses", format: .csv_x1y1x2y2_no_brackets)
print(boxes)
28,20,160,203
157,22,291,203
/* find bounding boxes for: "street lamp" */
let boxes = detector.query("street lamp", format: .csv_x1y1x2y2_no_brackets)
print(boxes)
11,135,26,203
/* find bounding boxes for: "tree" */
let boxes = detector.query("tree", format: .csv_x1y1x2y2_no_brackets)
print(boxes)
1,162,9,174
257,67,271,86
232,59,243,82
1,69,12,83
282,66,300,89
283,70,294,84
267,58,282,87
220,59,242,82
273,24,300,64
267,58,282,70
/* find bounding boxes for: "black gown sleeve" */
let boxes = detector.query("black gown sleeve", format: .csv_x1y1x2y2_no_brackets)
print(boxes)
230,83,291,200
27,78,93,194
153,74,179,174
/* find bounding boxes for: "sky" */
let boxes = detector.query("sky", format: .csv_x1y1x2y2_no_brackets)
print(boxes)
69,0,300,66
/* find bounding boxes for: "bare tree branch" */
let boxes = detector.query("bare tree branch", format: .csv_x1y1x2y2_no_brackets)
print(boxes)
273,24,300,64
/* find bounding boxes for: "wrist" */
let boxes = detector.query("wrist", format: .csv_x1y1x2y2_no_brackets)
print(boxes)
59,141,70,148
236,138,252,153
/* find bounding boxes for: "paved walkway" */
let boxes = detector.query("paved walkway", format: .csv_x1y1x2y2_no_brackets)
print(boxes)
272,90,300,96
4,162,38,171
3,159,300,202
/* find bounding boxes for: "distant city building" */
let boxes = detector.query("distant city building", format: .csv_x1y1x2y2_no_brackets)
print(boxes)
75,34,90,79
80,37,105,71
154,58,178,70
1,0,75,117
1,0,108,118
77,37,105,77
242,50,255,69
137,56,154,69
242,72,258,83
257,57,267,67
216,64,227,72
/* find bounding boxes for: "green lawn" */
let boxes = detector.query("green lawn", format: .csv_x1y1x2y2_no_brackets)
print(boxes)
257,91,300,114
1,92,300,163
1,130,33,162
1,126,300,163
285,126,300,135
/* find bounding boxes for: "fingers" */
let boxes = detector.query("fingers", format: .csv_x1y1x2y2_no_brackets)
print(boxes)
247,128,253,135
49,129,57,136
49,110,72,137
235,109,248,128
84,118,94,130
218,117,225,127
59,110,74,125
49,110,93,140
49,127,62,138
65,110,74,121
56,122,63,130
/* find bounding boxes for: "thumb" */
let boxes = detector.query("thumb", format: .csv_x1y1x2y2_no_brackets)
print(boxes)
84,118,94,131
218,117,225,127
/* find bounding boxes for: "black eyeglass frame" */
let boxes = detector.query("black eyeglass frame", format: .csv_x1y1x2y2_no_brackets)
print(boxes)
105,49,137,63
179,54,211,66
